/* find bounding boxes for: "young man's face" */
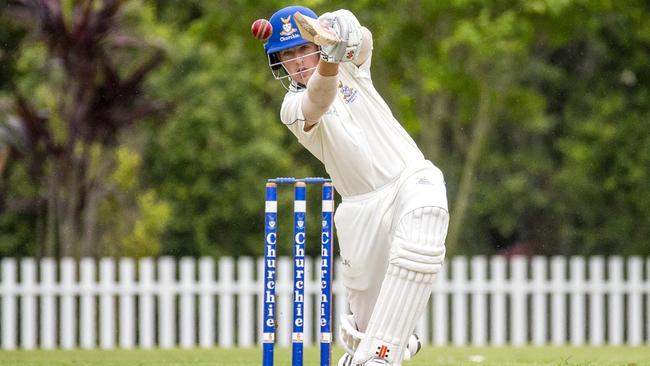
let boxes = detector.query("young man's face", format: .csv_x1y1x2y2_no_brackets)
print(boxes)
278,43,320,86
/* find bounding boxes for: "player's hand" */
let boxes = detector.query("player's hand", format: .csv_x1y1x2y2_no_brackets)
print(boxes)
318,9,363,63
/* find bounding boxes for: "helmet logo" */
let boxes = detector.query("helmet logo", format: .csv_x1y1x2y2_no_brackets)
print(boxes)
280,15,297,37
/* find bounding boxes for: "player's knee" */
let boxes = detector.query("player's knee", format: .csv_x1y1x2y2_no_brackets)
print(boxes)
390,239,446,275
390,206,449,274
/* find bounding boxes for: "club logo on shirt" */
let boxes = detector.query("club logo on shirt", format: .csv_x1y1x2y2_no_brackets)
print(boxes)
416,176,433,185
338,81,358,104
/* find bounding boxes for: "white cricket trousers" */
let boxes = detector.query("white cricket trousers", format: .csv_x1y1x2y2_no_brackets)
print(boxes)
333,160,448,331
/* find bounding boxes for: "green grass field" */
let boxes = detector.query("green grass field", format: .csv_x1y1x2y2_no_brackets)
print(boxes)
0,346,648,366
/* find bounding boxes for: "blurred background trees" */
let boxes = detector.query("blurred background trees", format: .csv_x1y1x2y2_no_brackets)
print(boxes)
0,0,648,259
0,0,170,258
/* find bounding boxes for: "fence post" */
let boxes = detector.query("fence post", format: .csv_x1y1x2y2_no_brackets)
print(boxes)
180,257,196,348
531,256,547,345
511,256,527,346
277,257,292,348
20,258,37,350
490,256,506,346
647,258,650,346
238,257,255,347
60,258,76,349
100,258,116,349
199,257,215,348
589,256,605,345
80,258,96,349
40,258,57,349
119,258,136,349
139,258,155,349
1,258,17,350
608,256,623,345
218,257,235,347
471,256,487,346
551,256,566,345
570,256,585,345
159,257,176,348
627,256,642,345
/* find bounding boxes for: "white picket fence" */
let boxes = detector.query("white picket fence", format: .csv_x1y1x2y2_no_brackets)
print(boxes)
0,255,649,350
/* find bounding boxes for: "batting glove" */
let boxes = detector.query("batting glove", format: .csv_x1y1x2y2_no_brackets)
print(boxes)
318,9,363,63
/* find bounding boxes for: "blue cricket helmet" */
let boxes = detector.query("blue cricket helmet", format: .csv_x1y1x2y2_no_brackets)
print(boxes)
264,5,318,56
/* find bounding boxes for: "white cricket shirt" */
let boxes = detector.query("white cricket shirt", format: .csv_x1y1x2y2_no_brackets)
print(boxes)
280,53,425,197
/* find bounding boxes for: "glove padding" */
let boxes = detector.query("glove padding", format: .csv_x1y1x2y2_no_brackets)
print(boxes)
318,9,363,63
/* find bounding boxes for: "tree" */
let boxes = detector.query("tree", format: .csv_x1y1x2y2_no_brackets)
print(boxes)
363,0,650,255
138,1,326,257
2,0,649,258
0,0,170,257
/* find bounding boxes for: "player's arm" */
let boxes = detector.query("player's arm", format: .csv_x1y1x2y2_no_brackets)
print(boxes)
301,61,339,132
296,10,369,131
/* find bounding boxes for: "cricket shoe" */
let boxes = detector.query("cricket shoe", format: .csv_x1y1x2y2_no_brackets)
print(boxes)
364,358,391,366
337,354,390,366
338,334,421,365
337,353,354,366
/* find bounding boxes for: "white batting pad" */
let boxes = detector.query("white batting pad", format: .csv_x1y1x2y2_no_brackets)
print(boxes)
353,206,449,366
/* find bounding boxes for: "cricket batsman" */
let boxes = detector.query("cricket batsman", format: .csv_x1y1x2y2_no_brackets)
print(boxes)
259,5,449,366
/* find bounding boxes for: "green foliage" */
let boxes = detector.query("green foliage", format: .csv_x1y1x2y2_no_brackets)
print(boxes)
0,152,41,257
1,0,170,258
0,0,27,92
98,145,171,258
121,190,171,258
357,0,650,255
134,1,324,257
2,0,649,257
111,146,142,191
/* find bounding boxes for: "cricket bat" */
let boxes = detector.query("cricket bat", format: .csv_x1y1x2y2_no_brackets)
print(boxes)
293,11,340,46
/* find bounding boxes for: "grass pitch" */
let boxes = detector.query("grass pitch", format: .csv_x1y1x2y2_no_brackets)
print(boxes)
0,346,648,365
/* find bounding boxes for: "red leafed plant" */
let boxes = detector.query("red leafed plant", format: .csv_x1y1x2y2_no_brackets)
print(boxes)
0,0,171,257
